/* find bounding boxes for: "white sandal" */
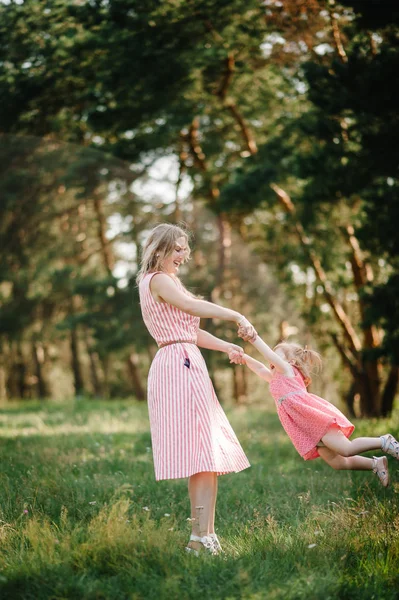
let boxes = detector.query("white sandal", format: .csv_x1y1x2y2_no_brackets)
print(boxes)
185,534,218,556
372,456,389,487
209,533,223,553
380,434,399,460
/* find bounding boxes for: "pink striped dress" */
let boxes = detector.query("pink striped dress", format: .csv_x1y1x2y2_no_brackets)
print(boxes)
139,272,250,481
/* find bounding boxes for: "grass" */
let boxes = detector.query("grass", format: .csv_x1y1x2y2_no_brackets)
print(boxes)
0,398,399,599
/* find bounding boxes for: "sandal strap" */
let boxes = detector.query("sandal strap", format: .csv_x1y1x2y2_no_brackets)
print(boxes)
380,434,399,457
188,534,217,552
372,456,389,487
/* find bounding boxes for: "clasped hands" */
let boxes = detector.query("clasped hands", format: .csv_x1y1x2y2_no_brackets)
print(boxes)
227,316,257,365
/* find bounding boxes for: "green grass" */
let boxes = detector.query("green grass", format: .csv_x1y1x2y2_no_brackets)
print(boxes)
0,399,399,600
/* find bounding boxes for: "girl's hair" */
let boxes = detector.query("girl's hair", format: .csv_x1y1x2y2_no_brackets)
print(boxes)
274,342,322,386
136,223,191,284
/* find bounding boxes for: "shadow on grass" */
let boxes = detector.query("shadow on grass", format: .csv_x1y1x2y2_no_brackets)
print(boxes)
2,535,398,600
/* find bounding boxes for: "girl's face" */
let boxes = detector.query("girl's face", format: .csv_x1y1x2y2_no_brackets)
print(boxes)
161,236,188,275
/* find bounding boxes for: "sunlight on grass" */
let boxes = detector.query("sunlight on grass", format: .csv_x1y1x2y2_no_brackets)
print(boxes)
0,403,149,438
0,399,398,599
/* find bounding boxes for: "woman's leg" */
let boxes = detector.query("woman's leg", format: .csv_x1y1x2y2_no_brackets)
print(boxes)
208,474,218,535
321,428,382,457
187,472,217,550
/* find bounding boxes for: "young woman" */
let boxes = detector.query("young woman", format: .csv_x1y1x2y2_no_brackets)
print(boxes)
137,223,254,555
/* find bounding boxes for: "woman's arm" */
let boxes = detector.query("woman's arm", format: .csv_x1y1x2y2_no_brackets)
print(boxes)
151,273,243,324
197,329,244,359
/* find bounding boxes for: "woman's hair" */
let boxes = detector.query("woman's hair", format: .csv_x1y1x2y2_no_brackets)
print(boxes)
274,342,322,386
136,223,191,284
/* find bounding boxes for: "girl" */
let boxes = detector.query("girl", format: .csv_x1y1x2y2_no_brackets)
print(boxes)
229,329,399,487
137,223,253,555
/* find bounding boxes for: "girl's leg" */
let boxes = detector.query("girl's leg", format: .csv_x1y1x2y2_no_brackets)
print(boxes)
321,428,382,457
318,447,389,486
318,446,373,470
187,472,217,551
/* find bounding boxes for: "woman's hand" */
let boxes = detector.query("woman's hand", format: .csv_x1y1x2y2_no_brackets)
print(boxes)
226,344,245,365
237,317,257,343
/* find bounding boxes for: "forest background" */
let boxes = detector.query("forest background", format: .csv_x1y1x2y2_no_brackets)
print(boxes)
0,0,398,418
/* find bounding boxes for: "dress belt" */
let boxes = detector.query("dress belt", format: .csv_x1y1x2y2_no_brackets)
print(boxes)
158,340,196,349
277,391,299,406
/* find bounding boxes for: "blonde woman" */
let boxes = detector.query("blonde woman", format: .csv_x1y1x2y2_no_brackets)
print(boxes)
137,223,254,555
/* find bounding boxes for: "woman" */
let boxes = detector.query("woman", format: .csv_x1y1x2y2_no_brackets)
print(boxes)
137,223,255,555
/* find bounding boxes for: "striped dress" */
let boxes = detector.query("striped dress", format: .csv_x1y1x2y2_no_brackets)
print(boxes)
139,272,250,481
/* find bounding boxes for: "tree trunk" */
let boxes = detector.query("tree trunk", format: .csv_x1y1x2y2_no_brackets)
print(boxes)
86,342,103,397
70,327,84,397
93,193,114,276
233,365,247,404
0,351,7,401
344,381,357,418
127,353,145,401
174,135,186,222
16,341,27,399
101,356,110,398
381,366,399,417
215,214,232,296
32,341,49,398
345,225,381,411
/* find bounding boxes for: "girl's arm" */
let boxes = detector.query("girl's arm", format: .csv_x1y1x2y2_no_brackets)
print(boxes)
197,329,244,360
238,326,294,377
241,353,273,382
151,273,248,325
251,336,294,377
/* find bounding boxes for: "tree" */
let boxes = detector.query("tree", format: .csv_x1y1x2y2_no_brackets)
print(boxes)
218,0,399,415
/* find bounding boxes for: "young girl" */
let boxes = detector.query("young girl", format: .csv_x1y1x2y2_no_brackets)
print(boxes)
229,329,399,487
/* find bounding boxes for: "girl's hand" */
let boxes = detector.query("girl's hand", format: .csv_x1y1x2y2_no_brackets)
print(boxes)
227,344,245,365
237,317,257,343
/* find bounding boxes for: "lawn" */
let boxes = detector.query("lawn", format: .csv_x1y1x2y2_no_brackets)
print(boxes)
0,398,398,599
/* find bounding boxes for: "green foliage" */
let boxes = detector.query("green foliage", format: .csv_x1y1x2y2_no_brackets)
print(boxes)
218,3,399,364
0,399,399,599
0,0,397,405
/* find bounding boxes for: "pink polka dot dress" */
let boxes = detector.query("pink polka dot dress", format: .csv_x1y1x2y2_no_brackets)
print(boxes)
269,367,355,460
139,272,250,480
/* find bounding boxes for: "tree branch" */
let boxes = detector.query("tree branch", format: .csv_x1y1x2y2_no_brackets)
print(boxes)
329,8,348,64
344,224,380,348
271,183,362,355
225,101,258,155
217,53,235,101
330,332,359,377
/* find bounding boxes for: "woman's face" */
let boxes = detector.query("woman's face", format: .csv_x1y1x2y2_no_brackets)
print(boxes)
161,236,188,275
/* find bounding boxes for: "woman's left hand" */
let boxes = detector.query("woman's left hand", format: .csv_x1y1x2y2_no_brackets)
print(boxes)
237,317,257,343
